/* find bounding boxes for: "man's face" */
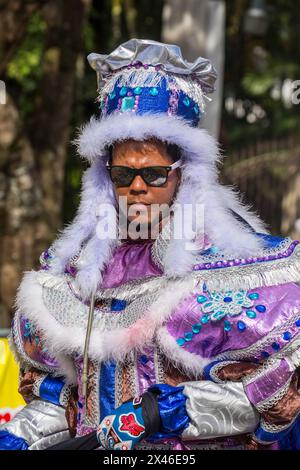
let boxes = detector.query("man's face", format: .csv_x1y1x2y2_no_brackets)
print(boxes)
110,139,180,230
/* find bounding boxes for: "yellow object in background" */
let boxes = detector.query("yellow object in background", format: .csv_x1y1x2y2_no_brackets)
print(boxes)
0,338,25,424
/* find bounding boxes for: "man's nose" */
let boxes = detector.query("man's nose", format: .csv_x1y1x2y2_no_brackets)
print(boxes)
129,174,148,193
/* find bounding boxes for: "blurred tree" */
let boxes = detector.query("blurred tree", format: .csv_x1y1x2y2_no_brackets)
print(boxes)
0,0,89,327
222,0,300,147
0,0,165,327
220,0,300,237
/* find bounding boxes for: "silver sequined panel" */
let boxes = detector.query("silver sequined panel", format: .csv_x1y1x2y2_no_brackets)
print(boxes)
40,275,164,330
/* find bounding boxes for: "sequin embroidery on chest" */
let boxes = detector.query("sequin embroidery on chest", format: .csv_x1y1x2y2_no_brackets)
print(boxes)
176,286,267,347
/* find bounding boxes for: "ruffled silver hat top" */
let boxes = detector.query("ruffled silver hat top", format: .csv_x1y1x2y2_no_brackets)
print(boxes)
87,38,217,94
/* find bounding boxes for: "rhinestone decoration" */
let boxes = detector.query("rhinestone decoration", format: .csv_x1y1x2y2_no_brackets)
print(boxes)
149,87,159,96
111,299,127,311
140,355,149,365
176,288,268,347
261,351,270,358
237,320,246,332
255,305,266,313
120,86,127,96
183,96,190,106
200,289,255,322
283,331,292,341
121,96,135,112
246,310,257,319
192,323,202,334
193,240,299,271
184,332,193,341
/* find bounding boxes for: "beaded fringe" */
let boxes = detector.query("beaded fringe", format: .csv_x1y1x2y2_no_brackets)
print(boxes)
97,67,206,113
197,252,300,292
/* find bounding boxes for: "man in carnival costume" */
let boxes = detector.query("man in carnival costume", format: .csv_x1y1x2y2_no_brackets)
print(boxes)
1,39,300,451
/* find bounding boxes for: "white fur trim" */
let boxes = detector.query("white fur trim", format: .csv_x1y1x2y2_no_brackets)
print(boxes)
156,327,210,377
48,112,268,297
16,271,197,365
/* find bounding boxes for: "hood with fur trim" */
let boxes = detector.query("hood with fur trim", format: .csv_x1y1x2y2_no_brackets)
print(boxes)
49,112,268,299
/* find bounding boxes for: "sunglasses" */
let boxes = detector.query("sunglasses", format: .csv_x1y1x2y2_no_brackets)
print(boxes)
106,159,182,187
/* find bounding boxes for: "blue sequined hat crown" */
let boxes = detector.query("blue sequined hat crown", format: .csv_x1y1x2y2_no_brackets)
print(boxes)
88,39,217,128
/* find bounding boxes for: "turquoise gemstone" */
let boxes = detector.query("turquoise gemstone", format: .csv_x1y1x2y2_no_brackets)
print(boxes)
214,310,225,319
203,301,213,309
150,87,159,96
183,96,190,106
184,332,193,341
134,87,142,95
255,305,266,313
223,297,232,303
109,91,116,99
194,104,199,115
246,310,257,319
237,320,246,331
197,295,207,304
99,100,105,109
120,86,127,96
248,292,259,300
121,97,135,112
192,323,202,334
176,337,186,347
201,314,210,324
224,320,231,331
35,337,39,345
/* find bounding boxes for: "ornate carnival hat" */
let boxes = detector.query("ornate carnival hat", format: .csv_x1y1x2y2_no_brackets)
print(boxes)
87,38,217,127
48,39,266,299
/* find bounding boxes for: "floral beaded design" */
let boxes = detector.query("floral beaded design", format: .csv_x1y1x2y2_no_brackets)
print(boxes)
176,288,267,347
197,289,255,322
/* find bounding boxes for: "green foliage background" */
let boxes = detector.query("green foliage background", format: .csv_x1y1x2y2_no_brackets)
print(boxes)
5,0,300,222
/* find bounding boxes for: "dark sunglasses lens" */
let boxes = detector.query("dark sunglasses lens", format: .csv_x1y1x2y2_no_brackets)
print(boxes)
110,167,134,187
142,167,168,186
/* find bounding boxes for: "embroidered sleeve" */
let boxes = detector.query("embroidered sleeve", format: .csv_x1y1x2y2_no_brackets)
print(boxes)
11,311,60,374
178,380,259,441
210,357,300,449
18,368,73,408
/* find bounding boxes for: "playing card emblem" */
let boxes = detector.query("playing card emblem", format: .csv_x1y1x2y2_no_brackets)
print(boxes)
119,413,145,437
